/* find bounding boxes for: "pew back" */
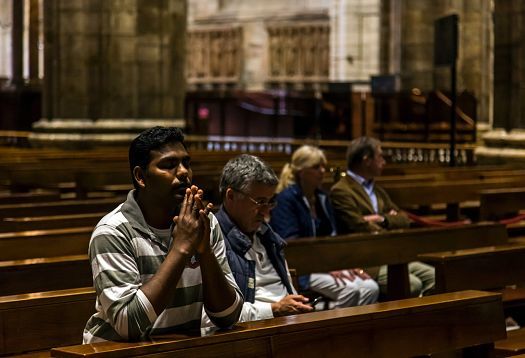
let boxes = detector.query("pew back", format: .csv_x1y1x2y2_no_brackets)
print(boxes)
0,255,91,296
50,291,505,358
419,242,525,293
0,287,95,356
479,187,525,221
284,223,508,275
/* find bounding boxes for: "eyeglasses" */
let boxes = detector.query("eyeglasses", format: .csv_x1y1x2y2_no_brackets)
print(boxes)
233,189,277,209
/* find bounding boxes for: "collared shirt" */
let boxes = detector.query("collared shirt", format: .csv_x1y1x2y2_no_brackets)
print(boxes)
83,190,242,343
346,170,378,213
243,232,293,320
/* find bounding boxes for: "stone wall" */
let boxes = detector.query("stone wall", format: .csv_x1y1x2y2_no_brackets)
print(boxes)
188,0,380,89
42,0,186,120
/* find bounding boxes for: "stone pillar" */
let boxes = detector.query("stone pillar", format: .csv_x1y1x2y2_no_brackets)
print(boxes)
32,0,186,148
493,0,524,131
28,0,40,84
0,0,12,83
10,0,23,88
398,0,440,91
381,0,492,134
379,0,401,75
476,0,525,164
460,0,493,127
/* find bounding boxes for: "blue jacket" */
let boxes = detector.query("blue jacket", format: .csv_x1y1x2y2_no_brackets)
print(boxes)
270,184,337,290
271,184,337,239
215,206,293,303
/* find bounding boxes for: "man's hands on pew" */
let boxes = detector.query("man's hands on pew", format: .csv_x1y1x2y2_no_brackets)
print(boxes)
271,294,313,317
330,269,371,285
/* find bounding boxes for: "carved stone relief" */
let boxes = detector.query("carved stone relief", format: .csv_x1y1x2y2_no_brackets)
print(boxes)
267,22,330,83
186,26,242,85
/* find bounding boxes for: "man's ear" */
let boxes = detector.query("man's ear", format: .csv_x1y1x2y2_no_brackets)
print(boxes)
133,166,146,189
225,188,235,202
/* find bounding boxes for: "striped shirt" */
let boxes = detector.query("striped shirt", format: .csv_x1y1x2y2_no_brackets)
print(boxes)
83,190,242,343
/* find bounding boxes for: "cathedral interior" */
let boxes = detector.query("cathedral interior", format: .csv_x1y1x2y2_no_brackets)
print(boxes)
0,0,523,164
4,1,525,356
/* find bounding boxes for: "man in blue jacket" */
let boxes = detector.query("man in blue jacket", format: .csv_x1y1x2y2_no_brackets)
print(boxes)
215,154,313,321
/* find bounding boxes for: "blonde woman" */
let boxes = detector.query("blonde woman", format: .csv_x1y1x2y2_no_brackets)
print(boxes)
270,145,379,308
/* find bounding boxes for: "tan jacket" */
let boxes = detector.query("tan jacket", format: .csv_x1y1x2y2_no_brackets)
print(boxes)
330,175,411,234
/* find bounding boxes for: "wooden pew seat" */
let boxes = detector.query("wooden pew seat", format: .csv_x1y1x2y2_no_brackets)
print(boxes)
50,290,505,358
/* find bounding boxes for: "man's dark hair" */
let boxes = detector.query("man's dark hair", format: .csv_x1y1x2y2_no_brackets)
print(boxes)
129,126,186,189
346,136,381,170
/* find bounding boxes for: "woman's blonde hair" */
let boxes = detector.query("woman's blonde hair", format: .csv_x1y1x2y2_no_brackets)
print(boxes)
276,145,327,193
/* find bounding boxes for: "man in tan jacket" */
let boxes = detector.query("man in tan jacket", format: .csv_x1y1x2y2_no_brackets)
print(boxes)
330,136,434,297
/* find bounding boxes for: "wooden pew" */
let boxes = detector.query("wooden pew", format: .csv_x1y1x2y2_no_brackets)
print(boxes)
0,224,506,299
0,255,91,296
479,188,525,221
0,212,104,232
284,223,508,299
418,243,525,357
0,227,92,260
0,197,123,218
495,329,525,357
50,290,505,357
0,190,61,205
418,242,525,295
479,187,525,237
0,287,95,356
383,176,525,221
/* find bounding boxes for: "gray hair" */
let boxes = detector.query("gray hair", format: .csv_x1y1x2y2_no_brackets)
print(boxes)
219,154,278,198
346,136,381,170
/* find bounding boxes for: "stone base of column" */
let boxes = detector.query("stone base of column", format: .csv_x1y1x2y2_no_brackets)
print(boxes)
29,118,186,149
475,129,525,165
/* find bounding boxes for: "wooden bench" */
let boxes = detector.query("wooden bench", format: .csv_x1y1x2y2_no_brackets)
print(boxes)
479,187,525,237
0,227,92,260
383,176,525,221
0,190,61,205
285,222,508,299
479,188,525,221
418,242,525,296
0,197,123,218
0,212,104,232
418,243,525,357
49,290,505,357
0,255,91,296
0,287,95,356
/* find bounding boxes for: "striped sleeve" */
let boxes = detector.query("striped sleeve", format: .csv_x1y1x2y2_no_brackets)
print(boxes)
89,223,157,340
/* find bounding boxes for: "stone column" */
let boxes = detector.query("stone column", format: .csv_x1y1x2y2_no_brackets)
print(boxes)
476,0,525,164
398,0,439,91
381,0,492,134
10,0,23,88
28,0,40,84
32,0,187,148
